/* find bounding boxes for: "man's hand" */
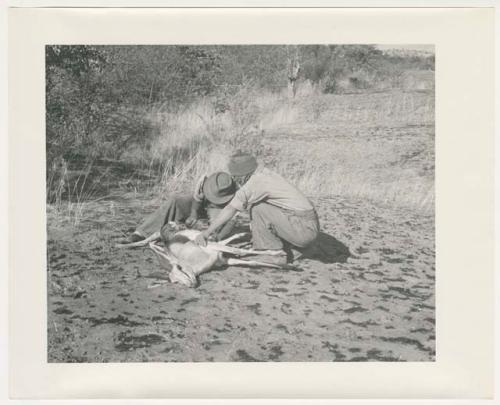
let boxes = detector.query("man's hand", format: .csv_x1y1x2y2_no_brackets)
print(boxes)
187,199,202,228
194,231,209,247
185,215,198,228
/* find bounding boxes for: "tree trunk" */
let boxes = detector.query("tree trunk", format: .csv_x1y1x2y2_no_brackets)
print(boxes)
287,47,300,99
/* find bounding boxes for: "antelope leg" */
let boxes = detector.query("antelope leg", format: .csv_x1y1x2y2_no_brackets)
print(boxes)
208,245,283,256
115,231,161,248
226,258,282,269
217,232,248,246
147,280,169,289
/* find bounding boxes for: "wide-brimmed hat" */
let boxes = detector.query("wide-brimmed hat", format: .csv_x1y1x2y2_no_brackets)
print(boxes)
227,152,258,177
202,171,236,205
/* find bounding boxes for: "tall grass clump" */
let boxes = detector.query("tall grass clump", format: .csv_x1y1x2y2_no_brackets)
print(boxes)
139,86,304,199
46,159,113,226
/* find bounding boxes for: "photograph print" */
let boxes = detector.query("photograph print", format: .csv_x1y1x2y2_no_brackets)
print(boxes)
46,44,435,362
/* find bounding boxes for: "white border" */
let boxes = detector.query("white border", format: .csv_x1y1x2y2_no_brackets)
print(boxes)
0,0,9,404
2,1,498,404
4,0,499,7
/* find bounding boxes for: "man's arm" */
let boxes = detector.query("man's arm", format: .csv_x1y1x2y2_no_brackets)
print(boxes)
195,205,238,246
186,174,207,227
185,199,202,227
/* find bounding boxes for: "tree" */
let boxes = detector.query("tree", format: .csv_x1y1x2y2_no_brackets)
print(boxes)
46,45,109,161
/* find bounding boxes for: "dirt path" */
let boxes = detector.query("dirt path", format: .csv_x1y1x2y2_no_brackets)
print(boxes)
47,195,434,362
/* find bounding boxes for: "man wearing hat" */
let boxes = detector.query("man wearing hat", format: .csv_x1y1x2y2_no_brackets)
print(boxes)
195,153,320,263
120,171,237,244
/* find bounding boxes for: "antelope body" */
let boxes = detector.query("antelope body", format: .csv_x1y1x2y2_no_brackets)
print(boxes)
117,223,292,288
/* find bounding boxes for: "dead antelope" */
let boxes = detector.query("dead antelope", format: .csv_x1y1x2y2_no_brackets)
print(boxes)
118,222,297,287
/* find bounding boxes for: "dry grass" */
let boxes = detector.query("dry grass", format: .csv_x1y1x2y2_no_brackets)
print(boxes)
140,86,434,213
47,160,114,227
267,91,434,212
49,84,434,222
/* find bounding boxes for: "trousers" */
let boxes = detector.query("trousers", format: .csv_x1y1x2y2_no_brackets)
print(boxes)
250,203,320,250
135,195,234,240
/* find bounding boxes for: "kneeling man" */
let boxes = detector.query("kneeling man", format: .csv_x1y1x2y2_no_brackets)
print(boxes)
120,171,237,244
195,153,320,263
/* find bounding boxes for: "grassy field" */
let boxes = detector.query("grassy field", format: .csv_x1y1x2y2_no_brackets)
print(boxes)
49,87,434,224
47,88,435,362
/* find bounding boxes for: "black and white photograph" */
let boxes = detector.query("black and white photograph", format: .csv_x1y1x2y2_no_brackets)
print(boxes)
46,44,435,363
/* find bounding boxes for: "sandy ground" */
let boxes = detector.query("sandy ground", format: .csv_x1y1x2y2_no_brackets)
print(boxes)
47,194,435,362
47,90,435,362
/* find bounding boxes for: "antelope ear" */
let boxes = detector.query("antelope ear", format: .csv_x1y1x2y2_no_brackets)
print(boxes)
160,226,169,243
161,221,181,242
160,222,175,243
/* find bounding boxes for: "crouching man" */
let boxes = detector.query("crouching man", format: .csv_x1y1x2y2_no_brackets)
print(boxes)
195,153,320,264
119,171,237,244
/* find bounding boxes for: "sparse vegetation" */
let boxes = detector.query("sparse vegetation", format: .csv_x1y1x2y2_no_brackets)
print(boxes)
46,45,434,219
46,45,435,363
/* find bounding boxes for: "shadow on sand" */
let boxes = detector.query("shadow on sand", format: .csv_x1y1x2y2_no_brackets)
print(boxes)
214,226,351,265
299,232,351,264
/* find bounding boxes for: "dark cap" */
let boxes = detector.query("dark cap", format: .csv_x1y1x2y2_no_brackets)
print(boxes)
227,152,258,177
